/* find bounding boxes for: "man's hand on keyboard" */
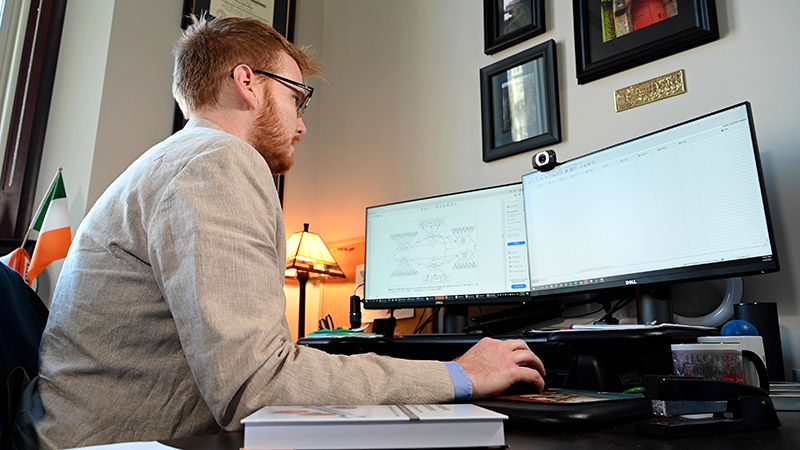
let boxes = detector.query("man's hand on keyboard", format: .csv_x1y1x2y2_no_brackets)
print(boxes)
453,337,546,399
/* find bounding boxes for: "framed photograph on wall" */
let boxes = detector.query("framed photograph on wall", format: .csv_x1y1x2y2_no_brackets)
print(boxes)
480,40,561,162
184,0,295,38
484,0,545,55
573,0,718,84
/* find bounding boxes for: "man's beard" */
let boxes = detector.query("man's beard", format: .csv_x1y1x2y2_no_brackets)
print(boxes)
250,100,299,175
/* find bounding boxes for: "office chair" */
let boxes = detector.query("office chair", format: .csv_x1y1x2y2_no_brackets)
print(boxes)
0,263,48,449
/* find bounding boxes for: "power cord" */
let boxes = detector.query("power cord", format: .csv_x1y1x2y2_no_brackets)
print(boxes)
591,295,634,325
413,307,441,334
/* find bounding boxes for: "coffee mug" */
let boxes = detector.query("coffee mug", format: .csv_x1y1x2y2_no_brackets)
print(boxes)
671,343,769,392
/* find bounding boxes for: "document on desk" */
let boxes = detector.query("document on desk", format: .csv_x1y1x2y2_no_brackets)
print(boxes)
569,323,717,331
64,442,175,450
527,323,716,333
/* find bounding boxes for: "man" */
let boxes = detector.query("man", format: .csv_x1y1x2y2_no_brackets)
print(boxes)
14,16,545,449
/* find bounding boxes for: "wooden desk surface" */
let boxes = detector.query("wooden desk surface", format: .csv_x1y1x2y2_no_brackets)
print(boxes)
160,411,800,450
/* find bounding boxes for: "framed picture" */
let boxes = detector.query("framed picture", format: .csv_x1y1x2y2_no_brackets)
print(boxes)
183,0,295,39
573,0,718,84
484,0,545,55
480,40,561,163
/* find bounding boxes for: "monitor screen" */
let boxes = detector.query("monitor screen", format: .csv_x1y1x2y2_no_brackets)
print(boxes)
363,183,531,309
522,102,779,298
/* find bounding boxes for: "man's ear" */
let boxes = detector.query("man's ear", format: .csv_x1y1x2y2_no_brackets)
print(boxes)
230,64,261,110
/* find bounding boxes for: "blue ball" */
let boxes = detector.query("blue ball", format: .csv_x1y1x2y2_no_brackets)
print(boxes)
721,319,759,336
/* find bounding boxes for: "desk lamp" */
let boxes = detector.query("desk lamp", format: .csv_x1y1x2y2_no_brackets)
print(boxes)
285,223,345,337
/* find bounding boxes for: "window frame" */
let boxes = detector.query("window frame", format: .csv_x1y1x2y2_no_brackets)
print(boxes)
0,0,66,253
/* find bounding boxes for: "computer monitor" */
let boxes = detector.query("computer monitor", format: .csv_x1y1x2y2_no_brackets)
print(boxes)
363,183,531,316
522,102,779,321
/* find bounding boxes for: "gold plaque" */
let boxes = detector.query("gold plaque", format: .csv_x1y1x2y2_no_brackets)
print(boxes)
614,70,687,112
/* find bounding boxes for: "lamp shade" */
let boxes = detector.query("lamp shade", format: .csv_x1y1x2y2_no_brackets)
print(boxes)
285,224,346,279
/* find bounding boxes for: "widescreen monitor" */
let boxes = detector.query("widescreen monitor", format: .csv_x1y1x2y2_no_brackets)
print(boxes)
522,102,778,301
363,183,531,310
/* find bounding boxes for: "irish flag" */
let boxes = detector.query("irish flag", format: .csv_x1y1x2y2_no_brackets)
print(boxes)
0,247,30,277
26,170,71,285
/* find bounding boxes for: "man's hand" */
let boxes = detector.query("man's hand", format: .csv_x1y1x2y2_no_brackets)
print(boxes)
453,337,546,399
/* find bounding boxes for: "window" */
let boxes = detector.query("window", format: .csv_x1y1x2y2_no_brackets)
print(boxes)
0,0,66,253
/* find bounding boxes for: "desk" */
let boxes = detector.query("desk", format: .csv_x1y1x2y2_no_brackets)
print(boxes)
298,327,710,392
160,412,800,449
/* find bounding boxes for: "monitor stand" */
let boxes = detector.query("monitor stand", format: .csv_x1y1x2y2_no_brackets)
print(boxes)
589,285,675,325
636,278,743,327
635,284,674,324
438,306,469,334
597,281,738,326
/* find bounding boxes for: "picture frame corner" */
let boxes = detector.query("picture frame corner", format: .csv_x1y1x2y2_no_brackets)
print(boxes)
483,0,546,56
573,0,719,84
480,39,561,163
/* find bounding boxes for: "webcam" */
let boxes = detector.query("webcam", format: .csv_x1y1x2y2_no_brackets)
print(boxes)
532,149,558,172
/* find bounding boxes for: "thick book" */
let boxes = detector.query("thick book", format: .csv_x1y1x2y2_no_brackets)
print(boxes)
240,404,507,449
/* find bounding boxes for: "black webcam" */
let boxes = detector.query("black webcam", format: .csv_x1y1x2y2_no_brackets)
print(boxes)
532,149,558,172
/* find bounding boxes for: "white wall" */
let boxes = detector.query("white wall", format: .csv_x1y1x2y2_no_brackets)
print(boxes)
290,0,800,378
34,0,181,299
90,0,182,206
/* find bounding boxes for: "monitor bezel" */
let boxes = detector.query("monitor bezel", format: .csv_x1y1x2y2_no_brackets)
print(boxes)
523,101,780,299
362,182,533,310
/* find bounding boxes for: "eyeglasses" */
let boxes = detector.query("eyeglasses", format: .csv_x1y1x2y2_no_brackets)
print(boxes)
231,69,314,117
255,70,314,117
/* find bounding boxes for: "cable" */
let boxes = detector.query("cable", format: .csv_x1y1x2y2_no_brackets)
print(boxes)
413,308,428,332
413,307,440,334
558,351,579,390
414,309,437,334
592,295,634,324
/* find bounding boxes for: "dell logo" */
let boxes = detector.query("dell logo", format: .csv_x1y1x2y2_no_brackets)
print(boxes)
625,280,637,285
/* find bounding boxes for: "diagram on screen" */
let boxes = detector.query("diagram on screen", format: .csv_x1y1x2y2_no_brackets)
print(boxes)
388,213,477,289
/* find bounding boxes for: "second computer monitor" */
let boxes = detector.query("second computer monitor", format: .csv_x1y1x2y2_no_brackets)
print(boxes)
522,102,778,299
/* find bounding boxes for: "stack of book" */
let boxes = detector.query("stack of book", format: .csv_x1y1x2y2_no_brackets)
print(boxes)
770,382,800,411
240,404,507,449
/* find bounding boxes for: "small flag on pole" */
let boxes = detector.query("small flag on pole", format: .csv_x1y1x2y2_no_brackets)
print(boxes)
0,247,30,277
26,169,71,285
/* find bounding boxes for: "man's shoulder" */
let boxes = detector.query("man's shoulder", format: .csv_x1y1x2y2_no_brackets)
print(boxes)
131,120,260,179
167,119,245,153
161,119,263,166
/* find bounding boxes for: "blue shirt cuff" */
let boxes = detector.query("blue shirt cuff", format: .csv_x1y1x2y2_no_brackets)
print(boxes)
443,361,472,401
